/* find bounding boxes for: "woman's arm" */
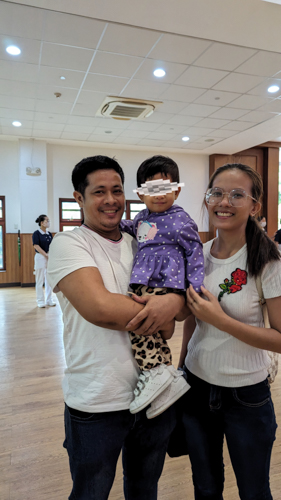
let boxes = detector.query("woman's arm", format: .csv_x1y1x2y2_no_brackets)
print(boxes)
33,244,48,258
187,285,281,353
178,315,196,368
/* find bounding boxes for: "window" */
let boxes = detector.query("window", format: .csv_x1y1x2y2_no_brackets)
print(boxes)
125,200,146,220
0,196,6,270
59,198,83,232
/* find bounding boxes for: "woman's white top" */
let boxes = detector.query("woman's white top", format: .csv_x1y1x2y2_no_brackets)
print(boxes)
186,239,281,387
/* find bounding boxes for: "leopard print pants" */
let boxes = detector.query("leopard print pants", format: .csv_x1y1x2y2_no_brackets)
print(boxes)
129,285,183,371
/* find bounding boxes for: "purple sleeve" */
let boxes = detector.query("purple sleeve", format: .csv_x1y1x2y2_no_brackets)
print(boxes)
176,218,205,293
119,219,136,237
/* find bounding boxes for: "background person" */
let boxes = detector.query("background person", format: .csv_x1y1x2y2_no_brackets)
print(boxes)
32,214,56,308
180,163,281,500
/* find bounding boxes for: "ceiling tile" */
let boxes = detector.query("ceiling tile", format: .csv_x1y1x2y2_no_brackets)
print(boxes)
238,110,274,123
235,50,281,77
207,129,237,138
194,118,230,129
155,123,190,134
34,112,69,123
60,132,91,141
166,115,202,126
175,66,229,88
41,43,94,71
174,126,215,137
138,139,164,147
82,73,129,93
159,85,205,102
98,24,161,57
66,116,102,127
147,131,177,141
0,35,42,65
213,73,264,93
246,77,281,97
62,124,94,134
87,133,121,143
257,98,281,113
0,61,39,83
0,95,36,111
148,34,211,64
125,121,160,131
98,117,130,129
0,118,33,128
76,90,107,108
38,67,85,89
194,90,240,106
122,79,169,99
133,58,187,83
33,122,65,132
72,102,103,117
208,108,248,120
179,103,221,117
152,100,184,114
1,127,33,136
222,121,253,131
35,100,73,114
36,85,78,102
121,129,149,139
0,109,34,120
44,11,106,48
31,129,62,139
0,2,44,39
225,94,273,110
146,112,174,123
90,52,143,78
194,42,257,71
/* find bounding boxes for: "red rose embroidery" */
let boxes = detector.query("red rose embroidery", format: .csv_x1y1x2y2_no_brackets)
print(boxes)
218,268,247,302
231,269,247,286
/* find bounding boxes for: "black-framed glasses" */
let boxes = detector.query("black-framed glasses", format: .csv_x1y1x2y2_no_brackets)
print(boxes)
205,187,258,207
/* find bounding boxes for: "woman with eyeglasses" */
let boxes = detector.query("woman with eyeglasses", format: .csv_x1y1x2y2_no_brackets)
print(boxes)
178,163,281,500
32,214,56,308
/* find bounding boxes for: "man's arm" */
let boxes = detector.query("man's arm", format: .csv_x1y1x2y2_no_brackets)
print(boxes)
57,267,145,331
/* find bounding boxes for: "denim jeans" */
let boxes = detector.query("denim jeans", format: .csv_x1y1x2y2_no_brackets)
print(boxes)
182,369,277,500
64,403,176,500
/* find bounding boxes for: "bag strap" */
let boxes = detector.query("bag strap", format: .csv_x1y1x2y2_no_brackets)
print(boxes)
255,274,266,306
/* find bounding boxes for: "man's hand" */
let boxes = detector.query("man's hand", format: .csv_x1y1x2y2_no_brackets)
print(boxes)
125,293,185,336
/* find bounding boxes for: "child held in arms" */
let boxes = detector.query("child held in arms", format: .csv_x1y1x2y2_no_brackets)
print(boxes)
120,155,204,418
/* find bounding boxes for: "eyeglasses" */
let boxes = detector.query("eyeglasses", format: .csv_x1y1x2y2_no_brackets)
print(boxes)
205,187,258,207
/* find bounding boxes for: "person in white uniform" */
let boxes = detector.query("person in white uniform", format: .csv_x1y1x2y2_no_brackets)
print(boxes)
47,155,187,500
32,214,56,308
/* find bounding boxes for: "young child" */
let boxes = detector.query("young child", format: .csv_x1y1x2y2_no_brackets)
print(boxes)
121,155,204,418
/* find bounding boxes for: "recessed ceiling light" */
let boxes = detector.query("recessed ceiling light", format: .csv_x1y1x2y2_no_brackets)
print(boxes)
182,136,190,142
6,45,21,56
268,85,280,93
60,76,66,80
12,121,22,127
205,138,215,142
153,68,166,78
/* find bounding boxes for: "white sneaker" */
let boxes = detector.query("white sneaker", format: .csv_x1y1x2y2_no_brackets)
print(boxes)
38,304,45,308
129,365,173,414
146,369,190,419
46,302,56,307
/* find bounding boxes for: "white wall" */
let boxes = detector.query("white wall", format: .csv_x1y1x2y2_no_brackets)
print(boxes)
0,140,20,233
0,139,209,234
48,144,209,232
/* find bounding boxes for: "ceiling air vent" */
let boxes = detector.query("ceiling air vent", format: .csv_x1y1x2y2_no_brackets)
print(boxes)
96,96,162,120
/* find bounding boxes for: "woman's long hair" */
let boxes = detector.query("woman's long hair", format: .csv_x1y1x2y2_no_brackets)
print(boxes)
207,163,280,277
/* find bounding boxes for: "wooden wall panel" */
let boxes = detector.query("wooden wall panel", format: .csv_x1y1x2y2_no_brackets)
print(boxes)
0,234,20,285
21,234,36,285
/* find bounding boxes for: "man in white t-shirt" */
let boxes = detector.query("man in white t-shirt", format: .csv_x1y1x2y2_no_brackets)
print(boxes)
47,155,186,500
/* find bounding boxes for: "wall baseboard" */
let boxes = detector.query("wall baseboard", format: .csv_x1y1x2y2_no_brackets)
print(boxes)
0,282,21,288
21,283,35,288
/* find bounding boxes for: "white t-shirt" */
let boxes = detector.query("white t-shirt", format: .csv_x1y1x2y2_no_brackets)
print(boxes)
47,226,139,412
186,239,281,387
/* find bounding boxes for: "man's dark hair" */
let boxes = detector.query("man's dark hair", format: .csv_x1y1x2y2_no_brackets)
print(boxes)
137,155,180,187
72,155,125,197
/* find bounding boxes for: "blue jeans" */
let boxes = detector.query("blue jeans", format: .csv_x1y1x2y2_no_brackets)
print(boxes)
182,369,277,500
64,403,176,500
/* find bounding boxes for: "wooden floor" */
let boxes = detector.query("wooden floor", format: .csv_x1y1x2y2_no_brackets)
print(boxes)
1,287,281,500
